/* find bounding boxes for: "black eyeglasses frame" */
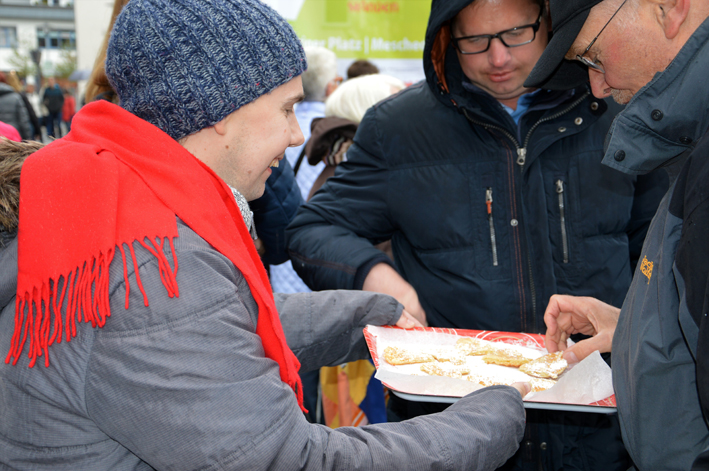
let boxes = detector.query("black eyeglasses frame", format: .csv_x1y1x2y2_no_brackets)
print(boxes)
450,11,543,55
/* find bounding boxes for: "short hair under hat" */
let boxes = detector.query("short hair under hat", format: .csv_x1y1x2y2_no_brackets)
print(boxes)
106,0,306,140
525,0,604,90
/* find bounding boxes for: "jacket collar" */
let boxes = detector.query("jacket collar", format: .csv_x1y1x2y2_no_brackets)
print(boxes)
603,15,709,175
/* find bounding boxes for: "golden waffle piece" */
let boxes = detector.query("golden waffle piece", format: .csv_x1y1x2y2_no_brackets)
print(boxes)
420,362,471,379
454,337,499,356
529,378,557,392
519,351,568,379
482,349,534,368
430,347,467,365
383,346,435,365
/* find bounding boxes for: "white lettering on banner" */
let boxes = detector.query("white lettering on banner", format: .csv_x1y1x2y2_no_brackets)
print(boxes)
370,37,425,52
327,37,363,52
298,37,425,55
300,37,327,48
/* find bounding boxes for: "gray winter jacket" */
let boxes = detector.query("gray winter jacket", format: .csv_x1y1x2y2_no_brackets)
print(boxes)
0,216,526,470
0,83,31,140
602,15,709,471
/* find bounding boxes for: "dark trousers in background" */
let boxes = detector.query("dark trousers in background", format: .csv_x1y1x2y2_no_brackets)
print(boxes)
45,112,62,138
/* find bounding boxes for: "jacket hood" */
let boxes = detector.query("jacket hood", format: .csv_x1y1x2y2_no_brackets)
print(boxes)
423,0,473,101
0,140,44,233
0,139,34,316
0,235,17,313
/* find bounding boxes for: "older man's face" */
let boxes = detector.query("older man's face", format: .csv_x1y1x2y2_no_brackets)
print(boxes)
565,0,670,104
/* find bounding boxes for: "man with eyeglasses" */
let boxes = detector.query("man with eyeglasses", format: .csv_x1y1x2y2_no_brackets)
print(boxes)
523,0,709,469
288,0,667,468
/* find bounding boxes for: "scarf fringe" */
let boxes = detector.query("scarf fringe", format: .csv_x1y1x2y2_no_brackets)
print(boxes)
7,237,179,368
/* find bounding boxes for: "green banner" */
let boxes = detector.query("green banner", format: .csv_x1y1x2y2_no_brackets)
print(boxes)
287,0,430,60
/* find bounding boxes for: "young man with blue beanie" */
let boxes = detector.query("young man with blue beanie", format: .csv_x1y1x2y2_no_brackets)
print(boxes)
0,0,529,469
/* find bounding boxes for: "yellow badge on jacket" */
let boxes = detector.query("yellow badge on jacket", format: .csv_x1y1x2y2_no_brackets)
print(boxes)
640,256,654,284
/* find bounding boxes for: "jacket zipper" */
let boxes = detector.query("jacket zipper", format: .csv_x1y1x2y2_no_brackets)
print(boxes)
486,188,498,266
555,179,569,264
461,90,589,325
461,91,590,171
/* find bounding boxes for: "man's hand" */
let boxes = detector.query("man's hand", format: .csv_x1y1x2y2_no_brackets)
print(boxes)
363,263,428,326
395,309,425,329
510,382,531,398
544,294,620,364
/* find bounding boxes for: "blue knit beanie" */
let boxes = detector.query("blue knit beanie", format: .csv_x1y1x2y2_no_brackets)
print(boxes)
105,0,306,140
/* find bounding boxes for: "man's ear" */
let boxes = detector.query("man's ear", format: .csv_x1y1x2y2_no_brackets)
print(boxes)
213,116,229,136
545,0,552,31
654,0,690,39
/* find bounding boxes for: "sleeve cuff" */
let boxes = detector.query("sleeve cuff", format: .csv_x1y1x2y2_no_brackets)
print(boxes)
353,254,396,290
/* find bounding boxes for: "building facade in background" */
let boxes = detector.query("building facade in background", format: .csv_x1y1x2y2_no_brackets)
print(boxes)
0,0,75,85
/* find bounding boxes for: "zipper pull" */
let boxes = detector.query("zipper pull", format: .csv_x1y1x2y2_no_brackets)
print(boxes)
516,147,527,167
556,179,569,264
486,188,498,267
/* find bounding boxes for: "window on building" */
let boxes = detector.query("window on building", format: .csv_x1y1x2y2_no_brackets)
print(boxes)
0,27,18,48
37,29,75,49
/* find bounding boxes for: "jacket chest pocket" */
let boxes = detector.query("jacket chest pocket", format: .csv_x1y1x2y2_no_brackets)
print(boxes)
471,172,513,281
546,171,583,280
554,178,570,264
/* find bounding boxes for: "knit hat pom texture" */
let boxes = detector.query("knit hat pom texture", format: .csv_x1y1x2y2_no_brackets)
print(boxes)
106,0,306,140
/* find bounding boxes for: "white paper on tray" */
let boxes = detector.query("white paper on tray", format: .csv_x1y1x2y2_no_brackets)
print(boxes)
525,350,614,404
367,325,614,405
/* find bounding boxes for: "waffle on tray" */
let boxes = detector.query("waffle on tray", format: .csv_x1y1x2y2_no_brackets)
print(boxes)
519,351,568,379
420,362,471,379
482,349,535,368
454,337,499,356
382,337,564,393
383,346,435,365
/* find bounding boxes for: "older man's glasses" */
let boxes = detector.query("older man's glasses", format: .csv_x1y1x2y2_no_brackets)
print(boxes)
451,12,543,55
576,0,627,73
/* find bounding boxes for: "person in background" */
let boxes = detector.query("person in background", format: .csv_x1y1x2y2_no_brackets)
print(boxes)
0,72,31,140
523,0,709,468
307,73,406,198
24,84,43,139
0,0,529,469
41,77,64,138
61,89,76,134
346,59,380,79
4,72,40,140
287,0,668,469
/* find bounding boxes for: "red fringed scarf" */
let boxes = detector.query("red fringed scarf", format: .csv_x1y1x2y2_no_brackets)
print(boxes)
8,101,304,410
